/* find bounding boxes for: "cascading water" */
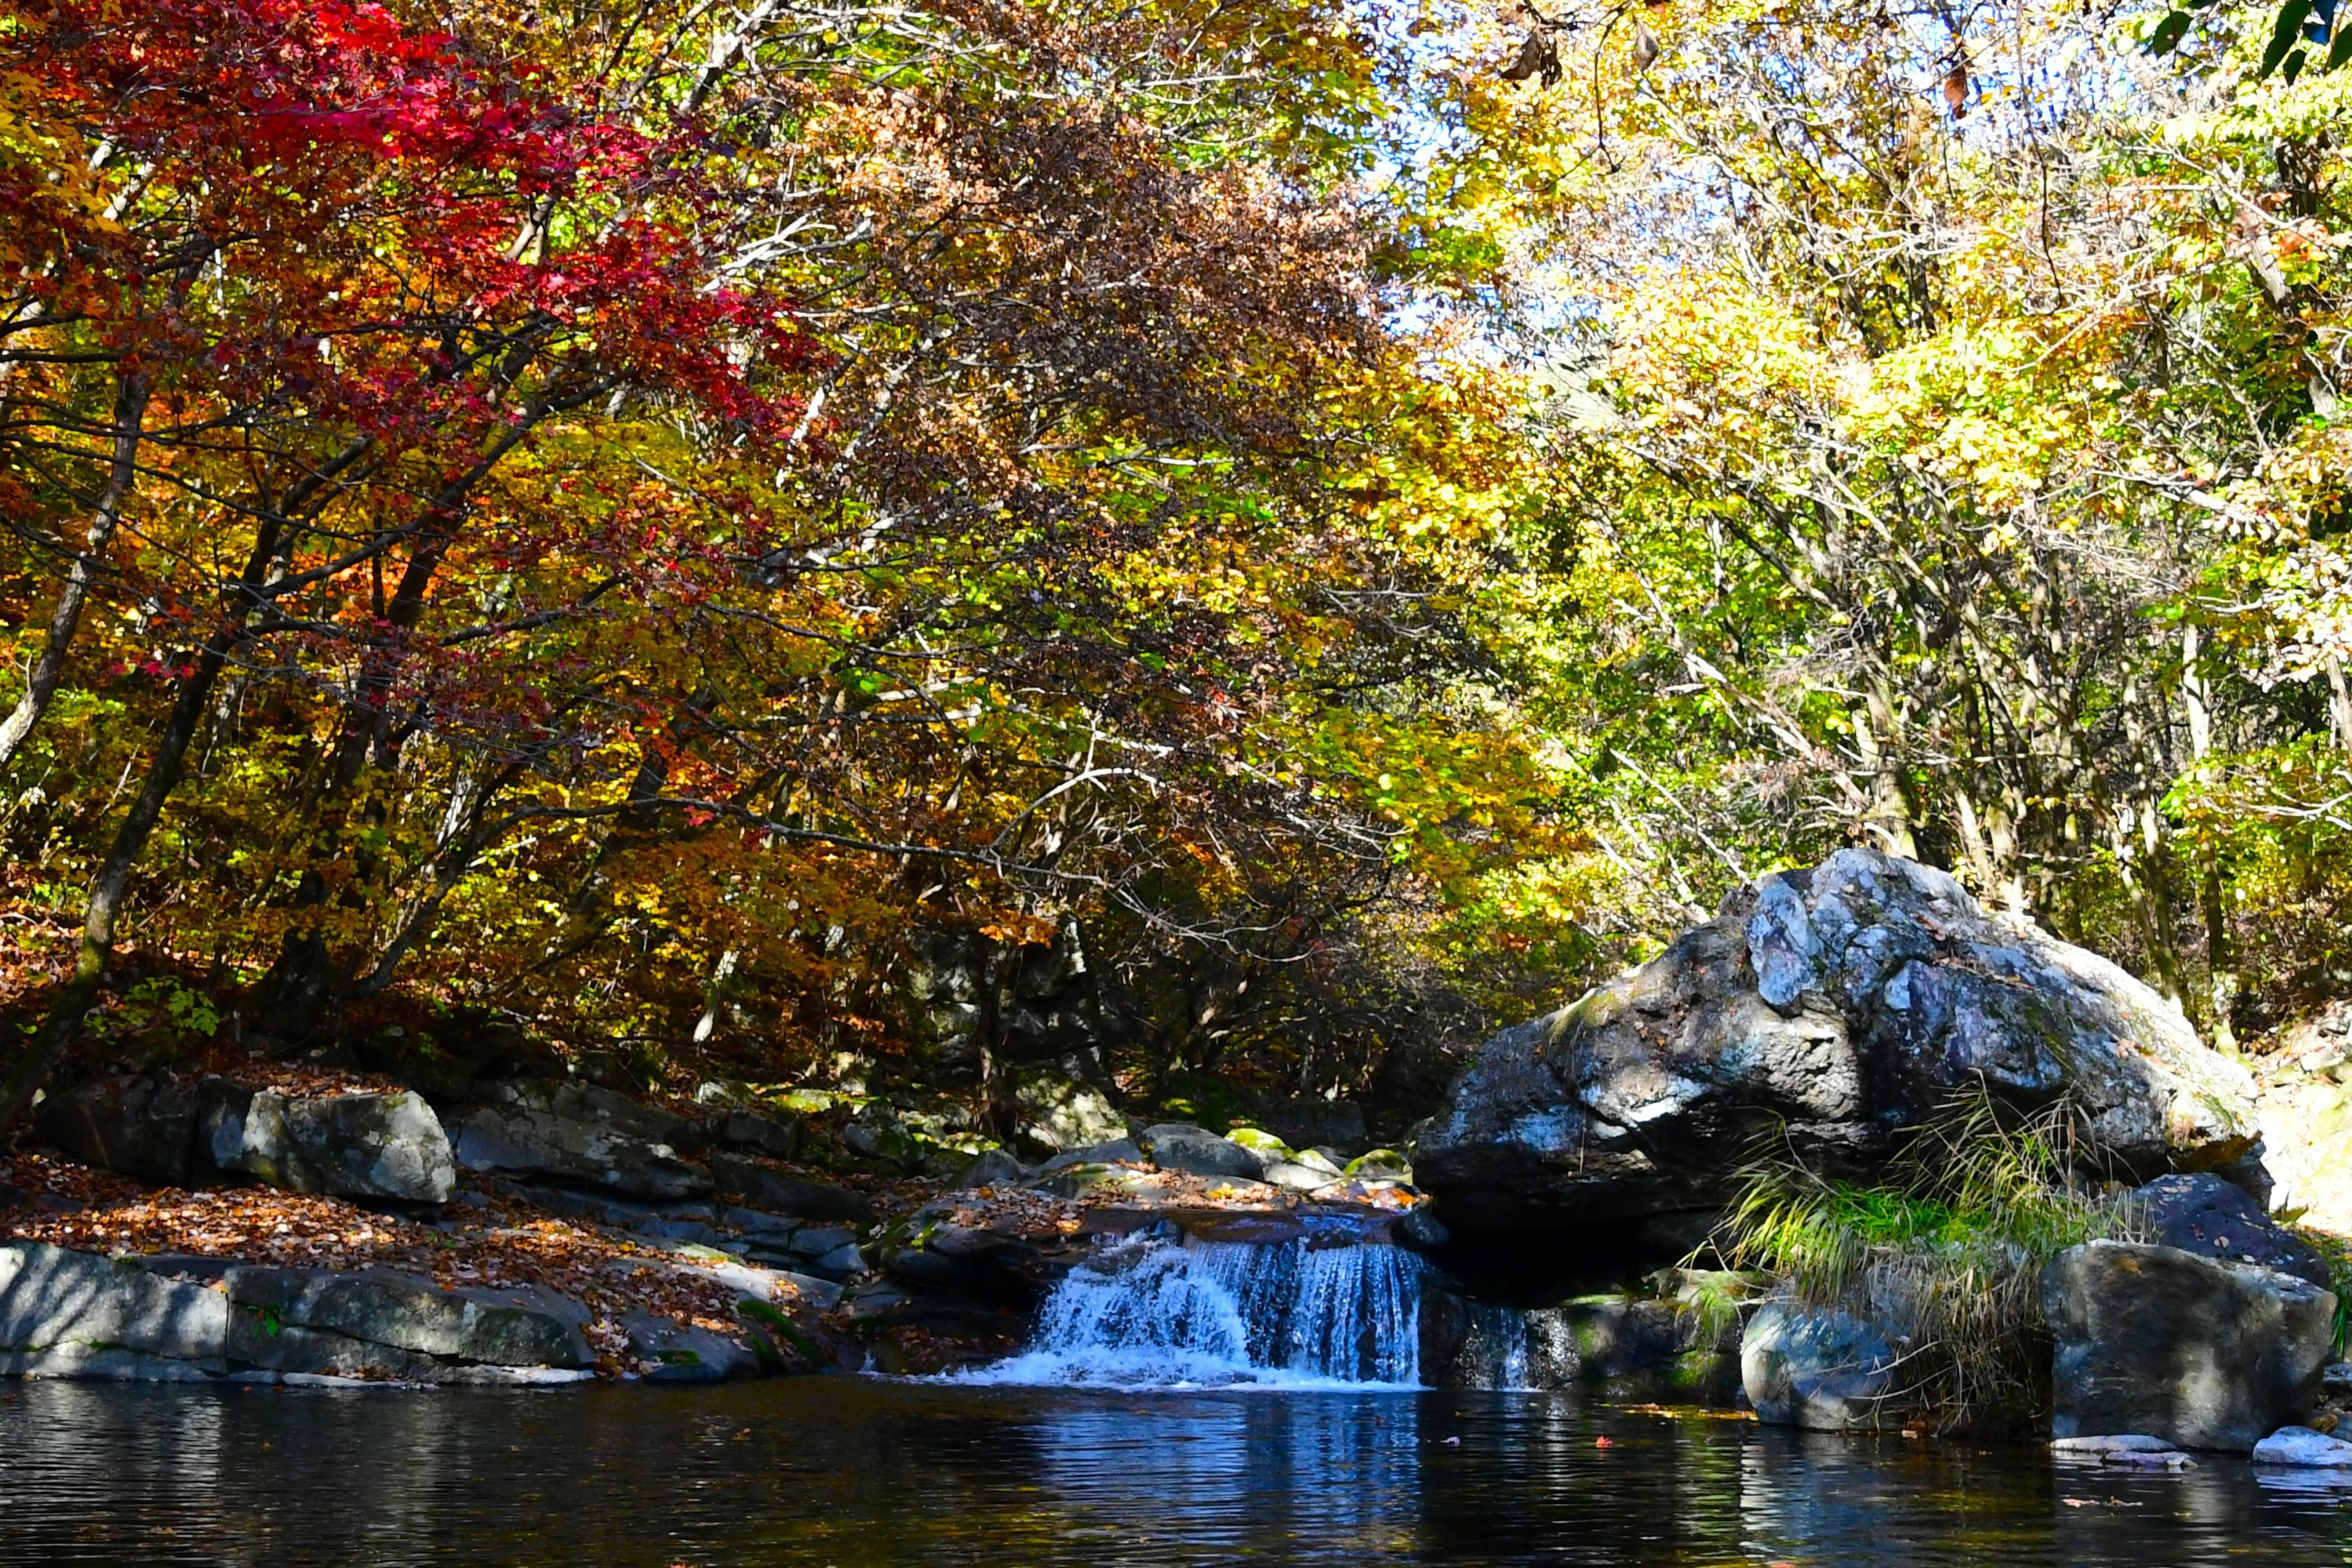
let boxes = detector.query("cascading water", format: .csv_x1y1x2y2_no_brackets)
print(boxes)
964,1227,1427,1389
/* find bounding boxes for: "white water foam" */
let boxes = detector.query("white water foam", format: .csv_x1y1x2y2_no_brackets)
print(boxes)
958,1228,1427,1391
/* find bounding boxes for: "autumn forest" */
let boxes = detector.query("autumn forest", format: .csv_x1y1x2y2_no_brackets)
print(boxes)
6,0,2352,1142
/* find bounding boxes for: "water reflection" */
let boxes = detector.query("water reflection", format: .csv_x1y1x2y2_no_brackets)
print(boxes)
0,1380,2344,1566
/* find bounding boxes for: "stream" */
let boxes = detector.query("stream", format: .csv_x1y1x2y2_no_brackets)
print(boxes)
2,1378,2348,1565
2,1230,2346,1564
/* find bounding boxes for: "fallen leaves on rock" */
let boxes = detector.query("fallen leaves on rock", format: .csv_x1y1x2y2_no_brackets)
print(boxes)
0,1150,828,1380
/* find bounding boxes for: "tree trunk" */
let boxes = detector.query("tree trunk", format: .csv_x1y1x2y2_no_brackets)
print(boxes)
2182,624,2237,1051
0,371,151,770
0,632,233,1135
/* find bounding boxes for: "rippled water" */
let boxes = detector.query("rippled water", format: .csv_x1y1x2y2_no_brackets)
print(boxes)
1,1380,2347,1565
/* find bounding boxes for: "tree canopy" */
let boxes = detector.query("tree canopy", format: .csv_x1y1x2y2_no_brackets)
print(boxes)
5,0,2351,1133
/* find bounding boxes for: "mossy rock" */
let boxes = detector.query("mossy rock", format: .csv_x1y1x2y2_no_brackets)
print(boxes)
1344,1148,1412,1181
1223,1126,1293,1160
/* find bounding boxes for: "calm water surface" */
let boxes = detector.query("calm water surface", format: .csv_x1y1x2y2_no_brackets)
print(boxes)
0,1378,2346,1566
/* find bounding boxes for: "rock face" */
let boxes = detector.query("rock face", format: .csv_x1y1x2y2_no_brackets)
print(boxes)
903,923,1120,1088
206,1088,456,1204
1741,1301,1905,1431
37,1072,456,1204
2126,1173,2331,1288
1418,850,2260,1231
2044,1240,2338,1451
450,1080,710,1200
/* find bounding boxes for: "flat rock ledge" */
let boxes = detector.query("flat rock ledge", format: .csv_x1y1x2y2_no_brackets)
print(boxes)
0,1240,778,1388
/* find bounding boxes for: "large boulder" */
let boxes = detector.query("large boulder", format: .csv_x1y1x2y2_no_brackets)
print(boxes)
2044,1240,2338,1451
450,1080,710,1200
204,1088,456,1204
1418,850,2260,1231
1741,1300,1905,1431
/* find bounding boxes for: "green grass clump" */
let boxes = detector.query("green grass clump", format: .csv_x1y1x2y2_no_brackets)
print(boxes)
1716,1088,2139,1433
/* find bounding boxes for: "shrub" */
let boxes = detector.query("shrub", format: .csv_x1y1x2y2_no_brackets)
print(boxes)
1715,1088,2141,1433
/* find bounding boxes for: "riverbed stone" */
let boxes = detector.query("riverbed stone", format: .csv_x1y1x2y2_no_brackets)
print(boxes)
1419,850,2261,1232
2253,1427,2352,1467
451,1081,710,1200
0,1241,228,1362
1136,1124,1262,1181
2044,1240,2338,1451
1741,1300,1905,1430
206,1088,456,1205
222,1264,593,1368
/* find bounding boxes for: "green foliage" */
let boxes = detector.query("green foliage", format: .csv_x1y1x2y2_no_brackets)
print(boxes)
1720,1090,2141,1431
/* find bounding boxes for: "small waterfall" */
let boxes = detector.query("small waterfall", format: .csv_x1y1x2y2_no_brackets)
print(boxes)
965,1227,1426,1389
1445,1300,1531,1391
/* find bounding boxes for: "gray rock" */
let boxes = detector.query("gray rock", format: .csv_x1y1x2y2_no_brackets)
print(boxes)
0,1242,228,1362
2327,1361,2352,1394
35,1072,203,1186
703,1153,873,1224
2052,1434,2182,1456
1034,1138,1143,1175
2253,1427,2352,1467
222,1265,593,1368
2045,1240,2338,1451
1261,1162,1340,1192
720,1108,803,1160
1030,1162,1157,1199
453,1081,710,1200
1741,1300,1903,1430
720,1204,803,1242
1421,850,2260,1231
663,1256,842,1312
1013,1072,1128,1153
434,1364,596,1387
0,1346,222,1381
206,1088,456,1204
227,1316,445,1381
1135,1124,1262,1181
2126,1173,2330,1288
620,1309,760,1383
954,1149,1032,1190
